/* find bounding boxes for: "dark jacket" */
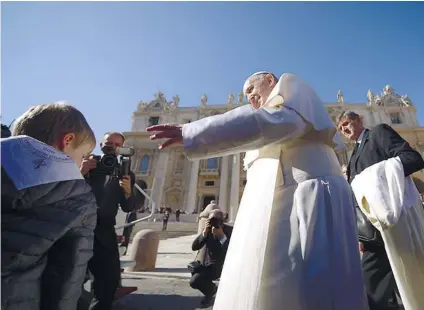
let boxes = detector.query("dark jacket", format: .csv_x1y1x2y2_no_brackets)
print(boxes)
1,170,97,310
86,172,135,250
192,224,232,270
348,124,424,182
348,124,424,245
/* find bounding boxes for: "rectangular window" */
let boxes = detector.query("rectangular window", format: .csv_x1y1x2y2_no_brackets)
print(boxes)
390,113,402,124
149,117,160,126
205,181,215,187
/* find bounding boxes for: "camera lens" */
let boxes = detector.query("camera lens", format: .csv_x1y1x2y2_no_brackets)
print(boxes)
102,155,117,168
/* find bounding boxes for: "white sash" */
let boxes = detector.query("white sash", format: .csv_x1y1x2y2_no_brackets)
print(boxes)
1,135,84,190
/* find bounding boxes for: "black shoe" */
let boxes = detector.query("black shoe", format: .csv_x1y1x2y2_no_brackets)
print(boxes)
199,286,217,308
199,295,215,308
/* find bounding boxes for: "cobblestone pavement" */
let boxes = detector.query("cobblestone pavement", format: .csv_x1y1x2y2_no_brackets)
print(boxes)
113,277,213,310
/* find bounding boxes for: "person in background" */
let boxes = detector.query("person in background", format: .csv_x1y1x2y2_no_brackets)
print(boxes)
2,103,97,310
190,210,232,308
341,164,348,180
338,110,424,309
163,209,170,231
80,132,135,310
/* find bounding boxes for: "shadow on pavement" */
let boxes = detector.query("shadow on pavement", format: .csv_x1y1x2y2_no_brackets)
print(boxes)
151,267,189,273
113,294,211,310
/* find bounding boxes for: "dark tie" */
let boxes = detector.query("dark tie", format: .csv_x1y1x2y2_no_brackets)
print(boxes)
352,142,360,157
348,142,360,183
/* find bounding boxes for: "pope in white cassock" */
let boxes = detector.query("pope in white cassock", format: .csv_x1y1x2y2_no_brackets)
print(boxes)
148,72,368,310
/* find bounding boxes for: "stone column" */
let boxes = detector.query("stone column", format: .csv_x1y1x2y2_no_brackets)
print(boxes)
218,156,229,213
150,151,170,212
186,160,200,213
197,194,203,214
229,153,241,222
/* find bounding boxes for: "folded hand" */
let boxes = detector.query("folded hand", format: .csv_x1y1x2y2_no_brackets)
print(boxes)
147,124,183,150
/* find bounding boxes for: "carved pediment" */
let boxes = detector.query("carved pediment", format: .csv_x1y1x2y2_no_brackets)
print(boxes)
370,85,413,107
137,92,180,113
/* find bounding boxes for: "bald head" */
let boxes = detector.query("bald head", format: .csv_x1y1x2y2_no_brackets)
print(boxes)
243,72,279,109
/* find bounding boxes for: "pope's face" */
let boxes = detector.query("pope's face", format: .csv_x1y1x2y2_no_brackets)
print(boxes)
244,74,277,109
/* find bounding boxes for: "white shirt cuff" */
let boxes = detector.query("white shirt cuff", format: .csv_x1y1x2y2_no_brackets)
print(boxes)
219,234,227,245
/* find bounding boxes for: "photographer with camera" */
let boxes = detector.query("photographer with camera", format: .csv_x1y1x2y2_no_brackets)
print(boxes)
189,209,232,308
80,132,135,310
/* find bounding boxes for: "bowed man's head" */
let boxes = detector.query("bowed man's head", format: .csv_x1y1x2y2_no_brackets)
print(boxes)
243,72,279,109
12,102,96,166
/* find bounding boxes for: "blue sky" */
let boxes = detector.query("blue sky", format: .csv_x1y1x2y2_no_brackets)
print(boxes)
2,1,424,150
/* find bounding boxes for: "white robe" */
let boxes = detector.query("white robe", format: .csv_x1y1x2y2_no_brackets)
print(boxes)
351,157,424,310
182,73,368,310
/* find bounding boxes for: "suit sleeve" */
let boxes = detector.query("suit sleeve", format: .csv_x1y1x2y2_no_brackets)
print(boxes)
182,104,307,160
375,124,424,176
119,171,136,212
192,234,207,251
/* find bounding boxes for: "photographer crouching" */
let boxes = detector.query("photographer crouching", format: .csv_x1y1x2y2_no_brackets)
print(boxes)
189,210,232,308
80,132,135,310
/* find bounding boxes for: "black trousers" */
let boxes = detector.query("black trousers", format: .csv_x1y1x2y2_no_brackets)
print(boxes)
162,219,168,231
122,212,137,245
189,265,220,297
88,239,121,310
362,245,397,310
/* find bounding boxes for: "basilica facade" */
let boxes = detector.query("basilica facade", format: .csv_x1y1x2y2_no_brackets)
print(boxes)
123,86,424,220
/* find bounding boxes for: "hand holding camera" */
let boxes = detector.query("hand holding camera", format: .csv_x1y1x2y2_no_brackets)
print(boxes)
203,219,212,237
119,175,132,198
80,155,97,175
86,145,134,179
203,218,224,238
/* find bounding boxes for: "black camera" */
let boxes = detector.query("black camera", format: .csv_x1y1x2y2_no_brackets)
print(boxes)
209,217,222,229
91,145,135,179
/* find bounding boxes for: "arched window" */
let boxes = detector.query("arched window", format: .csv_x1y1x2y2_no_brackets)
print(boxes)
140,155,150,174
206,158,218,170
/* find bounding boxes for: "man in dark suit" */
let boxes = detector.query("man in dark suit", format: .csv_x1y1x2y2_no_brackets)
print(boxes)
80,132,135,310
190,209,232,308
338,110,424,310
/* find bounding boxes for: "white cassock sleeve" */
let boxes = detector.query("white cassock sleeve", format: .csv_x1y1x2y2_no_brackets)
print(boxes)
182,104,307,160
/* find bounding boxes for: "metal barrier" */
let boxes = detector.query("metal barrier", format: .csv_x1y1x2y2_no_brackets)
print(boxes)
114,183,157,230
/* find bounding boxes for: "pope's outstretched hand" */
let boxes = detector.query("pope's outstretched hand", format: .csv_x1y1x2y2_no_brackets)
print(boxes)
147,124,183,150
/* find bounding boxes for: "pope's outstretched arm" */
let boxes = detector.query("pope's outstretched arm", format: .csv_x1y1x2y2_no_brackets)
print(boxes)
181,104,307,160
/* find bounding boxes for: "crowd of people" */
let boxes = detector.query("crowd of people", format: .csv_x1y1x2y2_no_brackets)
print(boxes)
2,71,424,310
